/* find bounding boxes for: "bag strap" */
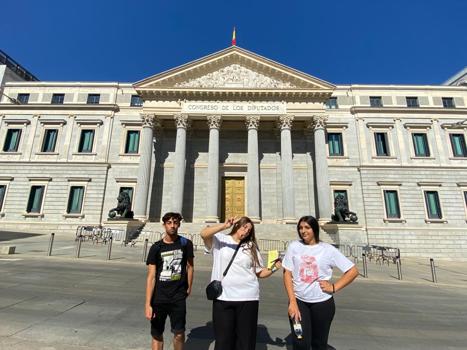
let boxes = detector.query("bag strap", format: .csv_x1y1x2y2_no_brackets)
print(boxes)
222,242,242,278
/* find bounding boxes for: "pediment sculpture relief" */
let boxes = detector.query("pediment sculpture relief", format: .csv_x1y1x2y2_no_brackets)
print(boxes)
174,64,296,89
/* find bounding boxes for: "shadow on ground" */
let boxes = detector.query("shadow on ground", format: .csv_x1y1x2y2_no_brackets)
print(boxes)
185,322,292,350
0,231,42,241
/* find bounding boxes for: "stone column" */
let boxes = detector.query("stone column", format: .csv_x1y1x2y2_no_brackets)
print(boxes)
312,115,332,223
172,113,190,213
134,114,157,220
205,115,222,223
246,115,261,222
279,114,295,223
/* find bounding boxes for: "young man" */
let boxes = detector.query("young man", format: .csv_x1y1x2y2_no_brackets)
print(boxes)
145,212,194,350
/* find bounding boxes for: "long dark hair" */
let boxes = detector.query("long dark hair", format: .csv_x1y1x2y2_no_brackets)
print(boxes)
296,215,320,243
229,216,261,267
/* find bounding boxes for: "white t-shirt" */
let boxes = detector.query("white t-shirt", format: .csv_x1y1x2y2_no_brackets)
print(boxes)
210,233,264,301
282,241,354,303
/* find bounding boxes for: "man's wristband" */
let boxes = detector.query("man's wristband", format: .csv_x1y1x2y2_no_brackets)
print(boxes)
270,266,278,273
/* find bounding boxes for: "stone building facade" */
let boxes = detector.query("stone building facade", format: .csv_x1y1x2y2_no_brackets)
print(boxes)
1,46,466,258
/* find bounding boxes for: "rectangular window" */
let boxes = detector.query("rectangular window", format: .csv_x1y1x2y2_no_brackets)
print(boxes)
0,185,6,211
406,96,419,108
125,130,140,154
326,97,338,109
333,190,348,210
41,129,58,152
17,93,30,104
130,95,143,107
26,185,45,213
412,133,430,157
370,96,383,107
442,97,455,108
424,191,442,219
51,93,65,104
327,132,344,156
86,94,100,104
384,190,401,219
449,134,467,157
78,130,95,153
3,129,22,152
67,186,85,214
374,132,390,156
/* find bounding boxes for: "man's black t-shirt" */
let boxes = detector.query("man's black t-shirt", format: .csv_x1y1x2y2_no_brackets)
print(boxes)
146,235,194,304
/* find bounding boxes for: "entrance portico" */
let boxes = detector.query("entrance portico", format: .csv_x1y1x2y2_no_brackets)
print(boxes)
133,46,335,225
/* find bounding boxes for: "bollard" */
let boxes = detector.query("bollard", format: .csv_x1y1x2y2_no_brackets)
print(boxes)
47,232,55,256
106,236,113,260
142,238,149,262
396,258,402,280
430,258,437,283
362,253,368,278
75,234,82,258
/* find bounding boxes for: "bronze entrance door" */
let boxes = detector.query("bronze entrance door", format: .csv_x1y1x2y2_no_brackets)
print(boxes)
221,177,245,222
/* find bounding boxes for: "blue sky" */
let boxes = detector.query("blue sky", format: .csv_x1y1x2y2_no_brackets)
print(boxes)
2,0,466,85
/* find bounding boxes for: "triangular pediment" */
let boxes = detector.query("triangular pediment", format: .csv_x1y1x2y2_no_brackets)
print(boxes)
135,46,334,91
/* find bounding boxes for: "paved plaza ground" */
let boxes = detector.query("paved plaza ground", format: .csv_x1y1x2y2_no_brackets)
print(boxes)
1,231,467,349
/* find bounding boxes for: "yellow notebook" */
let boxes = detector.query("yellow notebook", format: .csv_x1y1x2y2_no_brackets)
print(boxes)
267,250,279,269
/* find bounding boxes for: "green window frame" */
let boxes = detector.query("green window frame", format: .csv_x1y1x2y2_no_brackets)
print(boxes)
370,96,383,107
125,130,140,154
27,185,45,213
327,132,343,156
67,186,85,214
383,190,401,219
406,97,419,107
374,132,390,156
86,94,100,104
78,130,95,153
41,129,58,152
3,129,22,152
424,191,442,219
412,133,430,157
0,185,6,211
449,134,467,157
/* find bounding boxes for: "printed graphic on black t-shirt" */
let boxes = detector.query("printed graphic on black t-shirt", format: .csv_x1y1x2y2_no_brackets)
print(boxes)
160,249,183,281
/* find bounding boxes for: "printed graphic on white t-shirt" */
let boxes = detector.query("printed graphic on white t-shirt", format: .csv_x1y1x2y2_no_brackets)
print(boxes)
299,255,319,283
159,249,183,281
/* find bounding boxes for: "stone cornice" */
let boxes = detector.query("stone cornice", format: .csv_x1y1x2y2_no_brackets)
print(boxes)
136,88,332,102
0,104,120,112
351,106,467,115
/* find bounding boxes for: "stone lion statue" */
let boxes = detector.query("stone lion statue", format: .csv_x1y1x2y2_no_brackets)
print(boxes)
331,193,358,223
108,191,134,219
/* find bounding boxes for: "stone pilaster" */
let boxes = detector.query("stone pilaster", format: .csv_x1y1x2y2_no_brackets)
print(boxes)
134,114,159,220
278,114,295,223
312,114,332,223
205,115,222,222
172,114,190,214
246,115,261,222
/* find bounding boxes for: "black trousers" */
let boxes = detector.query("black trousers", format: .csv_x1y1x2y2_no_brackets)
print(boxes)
212,299,259,350
289,297,335,350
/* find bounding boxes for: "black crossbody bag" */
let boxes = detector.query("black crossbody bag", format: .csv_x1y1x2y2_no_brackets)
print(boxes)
206,242,242,300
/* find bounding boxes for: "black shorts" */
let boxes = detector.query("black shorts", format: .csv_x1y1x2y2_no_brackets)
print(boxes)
150,299,186,338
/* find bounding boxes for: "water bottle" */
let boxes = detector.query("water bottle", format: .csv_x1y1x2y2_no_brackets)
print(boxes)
293,319,303,339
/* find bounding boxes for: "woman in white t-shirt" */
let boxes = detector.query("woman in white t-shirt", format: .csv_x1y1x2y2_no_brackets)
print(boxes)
283,215,359,350
201,216,281,350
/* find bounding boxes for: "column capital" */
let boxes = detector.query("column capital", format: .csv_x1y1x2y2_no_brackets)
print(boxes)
140,114,161,129
174,113,190,129
278,114,294,130
311,114,328,130
207,115,222,129
245,115,260,130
